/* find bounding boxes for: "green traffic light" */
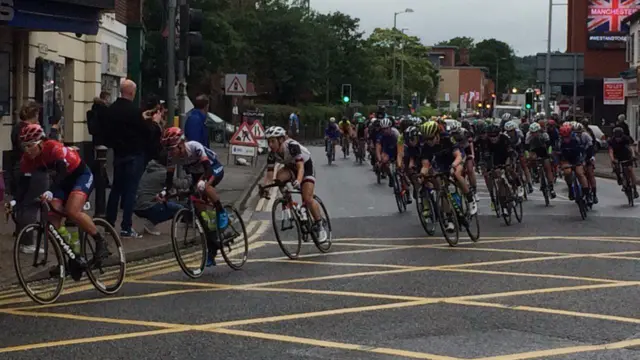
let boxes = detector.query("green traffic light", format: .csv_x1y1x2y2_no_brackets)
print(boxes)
343,96,350,103
525,104,532,109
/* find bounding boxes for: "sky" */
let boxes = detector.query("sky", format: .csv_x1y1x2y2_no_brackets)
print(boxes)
311,0,569,56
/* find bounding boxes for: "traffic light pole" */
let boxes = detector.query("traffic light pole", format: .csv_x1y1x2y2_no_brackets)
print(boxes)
178,0,188,129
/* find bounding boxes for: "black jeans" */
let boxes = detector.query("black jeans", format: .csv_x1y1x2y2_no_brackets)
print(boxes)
106,153,145,231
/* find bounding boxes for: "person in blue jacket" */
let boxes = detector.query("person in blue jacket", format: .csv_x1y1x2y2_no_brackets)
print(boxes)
184,95,210,148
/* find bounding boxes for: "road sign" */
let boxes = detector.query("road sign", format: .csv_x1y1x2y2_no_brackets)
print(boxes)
558,99,570,112
231,145,256,157
250,120,265,139
230,122,257,147
377,99,397,107
225,74,247,96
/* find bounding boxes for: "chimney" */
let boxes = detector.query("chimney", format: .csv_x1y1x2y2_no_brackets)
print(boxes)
458,48,470,66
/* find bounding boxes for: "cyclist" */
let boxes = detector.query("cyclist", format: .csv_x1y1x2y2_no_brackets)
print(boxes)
354,115,367,159
420,121,478,226
338,116,352,154
453,120,478,199
558,124,589,202
504,120,533,194
609,127,638,199
376,118,400,187
396,126,421,204
580,119,599,204
485,124,517,216
324,117,340,161
525,122,556,198
262,126,327,241
572,122,595,205
19,124,109,269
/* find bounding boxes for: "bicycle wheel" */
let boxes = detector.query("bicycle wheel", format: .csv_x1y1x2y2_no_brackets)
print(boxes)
459,196,480,242
417,189,437,236
625,180,634,207
272,198,302,259
574,184,587,220
171,208,207,278
219,205,249,270
14,223,65,305
513,195,523,223
310,195,332,253
490,178,501,218
437,192,459,247
541,176,550,207
82,218,126,295
393,172,406,213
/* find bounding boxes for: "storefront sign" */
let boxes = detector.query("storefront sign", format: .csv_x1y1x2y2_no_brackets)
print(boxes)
604,78,625,105
587,0,640,49
101,44,127,77
0,0,14,22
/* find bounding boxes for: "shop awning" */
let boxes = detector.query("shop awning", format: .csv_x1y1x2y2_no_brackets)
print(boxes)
6,0,110,35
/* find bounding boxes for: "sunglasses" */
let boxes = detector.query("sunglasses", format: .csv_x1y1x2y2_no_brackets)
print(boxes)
21,141,41,150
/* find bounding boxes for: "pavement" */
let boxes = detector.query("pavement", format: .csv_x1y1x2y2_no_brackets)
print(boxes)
594,151,640,184
1,146,640,359
0,144,268,287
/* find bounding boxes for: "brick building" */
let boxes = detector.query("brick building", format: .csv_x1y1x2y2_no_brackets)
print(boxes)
566,0,637,123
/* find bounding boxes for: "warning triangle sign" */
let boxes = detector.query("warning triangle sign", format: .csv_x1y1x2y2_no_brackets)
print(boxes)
230,122,257,146
227,76,246,94
250,121,265,139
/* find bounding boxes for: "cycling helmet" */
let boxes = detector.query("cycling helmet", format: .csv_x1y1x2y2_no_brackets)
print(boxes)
265,126,286,139
352,112,362,120
529,122,541,133
613,127,625,138
448,120,461,132
501,113,512,121
504,120,517,132
461,120,471,130
547,119,556,127
486,124,501,135
20,123,45,143
405,126,421,141
329,117,336,123
357,116,365,124
161,127,184,147
572,122,583,132
421,121,439,138
559,125,572,137
380,118,392,129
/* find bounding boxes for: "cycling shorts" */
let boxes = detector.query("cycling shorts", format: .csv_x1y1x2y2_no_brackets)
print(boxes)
191,166,224,188
284,159,316,184
52,164,94,202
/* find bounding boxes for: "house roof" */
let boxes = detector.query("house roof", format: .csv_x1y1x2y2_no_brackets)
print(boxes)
431,45,458,50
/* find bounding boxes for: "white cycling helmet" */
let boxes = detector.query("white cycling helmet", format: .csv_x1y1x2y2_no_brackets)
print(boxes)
380,118,392,128
572,122,583,131
265,126,286,139
449,120,461,132
501,113,512,121
504,120,517,132
529,122,541,133
329,117,336,123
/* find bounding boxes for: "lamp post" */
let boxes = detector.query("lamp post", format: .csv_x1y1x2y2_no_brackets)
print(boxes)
392,8,413,111
400,28,408,113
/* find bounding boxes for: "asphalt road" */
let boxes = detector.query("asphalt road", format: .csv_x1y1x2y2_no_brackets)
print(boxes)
1,146,640,359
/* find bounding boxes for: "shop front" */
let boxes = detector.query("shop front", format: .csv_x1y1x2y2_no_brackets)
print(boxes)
629,70,640,140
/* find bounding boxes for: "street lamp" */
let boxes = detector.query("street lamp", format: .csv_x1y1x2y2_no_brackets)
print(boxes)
512,87,518,94
392,8,414,110
400,28,408,112
495,57,507,106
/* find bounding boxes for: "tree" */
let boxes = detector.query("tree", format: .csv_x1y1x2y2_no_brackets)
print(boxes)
470,39,517,95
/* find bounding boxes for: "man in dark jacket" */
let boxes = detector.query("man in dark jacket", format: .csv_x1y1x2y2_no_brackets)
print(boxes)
105,80,160,238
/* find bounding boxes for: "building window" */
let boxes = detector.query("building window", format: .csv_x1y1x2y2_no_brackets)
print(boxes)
35,58,64,134
101,75,120,101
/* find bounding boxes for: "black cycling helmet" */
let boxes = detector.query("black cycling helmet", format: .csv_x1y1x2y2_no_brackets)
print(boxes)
613,127,624,138
399,118,413,132
486,124,501,135
461,120,471,130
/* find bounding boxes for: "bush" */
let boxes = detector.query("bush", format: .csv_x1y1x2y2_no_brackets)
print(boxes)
259,104,364,139
417,106,440,118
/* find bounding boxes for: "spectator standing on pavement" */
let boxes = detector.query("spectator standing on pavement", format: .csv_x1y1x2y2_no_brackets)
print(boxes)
87,92,111,187
10,102,51,253
184,95,210,148
105,79,160,238
143,96,166,166
134,154,189,235
617,114,631,138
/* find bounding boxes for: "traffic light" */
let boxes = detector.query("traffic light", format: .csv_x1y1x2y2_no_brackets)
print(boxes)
179,5,204,59
477,102,483,109
341,84,352,104
525,89,534,110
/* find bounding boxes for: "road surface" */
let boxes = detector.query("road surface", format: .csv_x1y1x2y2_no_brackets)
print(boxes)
1,146,640,359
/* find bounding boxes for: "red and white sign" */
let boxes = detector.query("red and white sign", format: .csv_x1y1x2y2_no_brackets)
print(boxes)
603,78,625,105
230,122,257,146
250,120,265,139
558,99,570,112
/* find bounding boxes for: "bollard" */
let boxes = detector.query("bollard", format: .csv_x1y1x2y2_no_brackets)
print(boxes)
94,145,108,218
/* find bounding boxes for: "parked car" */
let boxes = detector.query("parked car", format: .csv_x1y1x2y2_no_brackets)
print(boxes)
207,113,237,143
588,125,608,151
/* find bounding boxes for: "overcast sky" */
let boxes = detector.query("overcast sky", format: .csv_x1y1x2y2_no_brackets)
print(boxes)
311,0,568,56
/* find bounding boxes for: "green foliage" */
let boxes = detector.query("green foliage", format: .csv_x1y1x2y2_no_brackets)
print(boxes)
140,0,438,107
417,106,440,118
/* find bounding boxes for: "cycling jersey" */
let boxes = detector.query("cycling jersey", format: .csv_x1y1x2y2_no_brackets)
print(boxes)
376,128,400,159
267,138,315,183
325,123,340,139
356,123,367,139
577,132,594,159
338,120,351,131
20,140,92,200
506,128,524,152
559,134,584,165
421,134,460,172
608,135,634,161
168,141,223,176
525,132,551,158
485,134,512,167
